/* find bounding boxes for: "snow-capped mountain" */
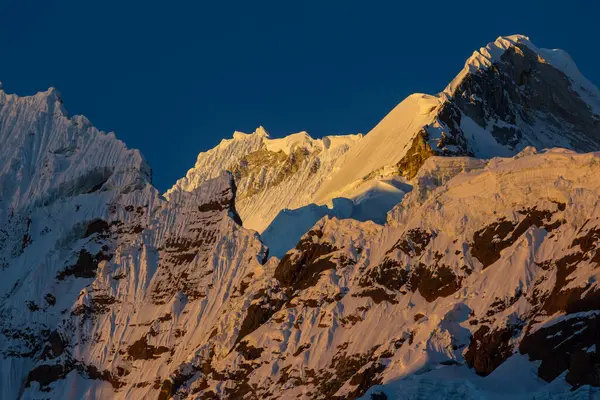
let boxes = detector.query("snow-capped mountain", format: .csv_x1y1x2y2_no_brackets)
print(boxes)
185,148,600,399
167,129,364,231
1,34,600,400
0,84,267,398
168,35,600,257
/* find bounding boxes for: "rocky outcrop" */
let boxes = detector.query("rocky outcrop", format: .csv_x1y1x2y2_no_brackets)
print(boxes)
448,38,600,152
464,325,518,376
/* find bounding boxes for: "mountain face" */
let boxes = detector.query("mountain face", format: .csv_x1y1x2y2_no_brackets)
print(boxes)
0,91,266,399
167,129,364,231
1,34,600,400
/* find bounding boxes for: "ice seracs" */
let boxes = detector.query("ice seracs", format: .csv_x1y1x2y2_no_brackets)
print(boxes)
0,85,150,215
166,126,363,235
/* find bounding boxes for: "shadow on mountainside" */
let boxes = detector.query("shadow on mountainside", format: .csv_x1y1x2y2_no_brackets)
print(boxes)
261,180,412,259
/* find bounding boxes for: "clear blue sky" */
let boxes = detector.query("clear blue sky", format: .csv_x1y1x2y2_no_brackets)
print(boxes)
1,1,598,191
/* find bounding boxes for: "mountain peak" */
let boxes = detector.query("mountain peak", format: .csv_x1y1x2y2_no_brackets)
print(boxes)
0,82,151,212
447,34,600,110
263,131,315,154
468,34,531,70
232,126,270,140
446,35,530,95
254,125,269,137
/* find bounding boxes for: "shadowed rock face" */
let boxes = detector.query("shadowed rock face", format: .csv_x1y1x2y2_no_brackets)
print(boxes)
56,249,112,280
391,38,600,180
127,336,170,360
26,359,126,392
520,314,600,386
396,130,437,180
465,325,519,376
392,102,473,182
359,258,407,292
408,262,462,302
508,220,600,387
0,165,266,399
274,229,338,291
451,42,600,151
470,205,564,269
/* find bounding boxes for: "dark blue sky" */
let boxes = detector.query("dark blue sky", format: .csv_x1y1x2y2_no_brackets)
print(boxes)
1,1,598,191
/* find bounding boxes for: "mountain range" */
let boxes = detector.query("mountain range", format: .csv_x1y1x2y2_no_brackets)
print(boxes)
1,34,600,399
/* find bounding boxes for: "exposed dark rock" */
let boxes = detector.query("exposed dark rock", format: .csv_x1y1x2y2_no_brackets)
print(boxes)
127,335,170,360
485,289,523,317
339,314,364,327
272,344,387,400
408,263,462,302
83,219,110,238
440,360,462,366
232,147,312,201
464,325,518,376
198,200,226,212
26,362,74,390
360,258,407,292
40,330,66,359
84,364,126,389
326,346,382,399
56,249,112,280
572,226,600,254
370,391,388,400
112,272,126,280
274,230,338,290
471,218,517,268
235,293,287,345
44,293,56,306
354,288,398,305
72,294,117,320
389,228,434,257
302,298,320,308
20,217,33,252
452,42,600,151
237,280,250,296
237,340,264,360
293,343,311,357
347,361,386,399
157,313,172,322
25,301,39,312
26,361,124,391
157,368,198,400
534,227,600,315
395,130,435,180
310,159,321,175
471,206,562,268
434,101,471,154
157,379,176,400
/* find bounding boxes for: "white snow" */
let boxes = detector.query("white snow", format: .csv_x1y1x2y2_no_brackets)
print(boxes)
315,94,439,203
